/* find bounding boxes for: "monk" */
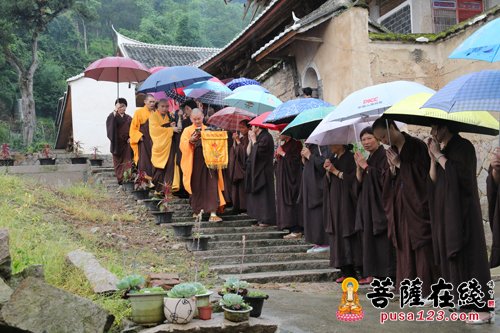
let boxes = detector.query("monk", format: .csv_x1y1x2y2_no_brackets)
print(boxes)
130,94,156,177
149,99,178,193
353,127,395,285
106,98,132,184
372,118,436,297
275,135,303,239
488,147,500,269
301,144,329,252
427,123,493,323
246,125,276,227
323,144,362,282
229,120,251,214
180,109,225,222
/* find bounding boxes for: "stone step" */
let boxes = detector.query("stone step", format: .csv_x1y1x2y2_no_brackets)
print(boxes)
208,231,288,242
90,167,115,174
197,219,256,228
207,238,307,250
210,259,330,274
201,251,328,265
194,244,312,257
172,214,253,223
196,226,282,235
219,268,339,284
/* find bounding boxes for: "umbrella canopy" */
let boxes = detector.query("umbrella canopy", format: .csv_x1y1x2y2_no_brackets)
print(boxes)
233,85,269,93
227,78,261,90
164,89,189,104
196,90,232,106
207,107,256,131
323,81,435,122
449,18,500,62
422,70,500,113
384,92,499,136
265,98,332,124
249,112,287,131
184,80,232,98
224,91,282,115
138,66,212,93
149,66,167,74
306,117,372,146
281,106,336,139
84,56,150,83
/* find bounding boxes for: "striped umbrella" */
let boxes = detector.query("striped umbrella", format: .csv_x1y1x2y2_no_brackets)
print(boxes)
207,107,256,131
227,78,261,90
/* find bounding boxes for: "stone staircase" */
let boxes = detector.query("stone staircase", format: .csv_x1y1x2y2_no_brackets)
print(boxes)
91,167,338,284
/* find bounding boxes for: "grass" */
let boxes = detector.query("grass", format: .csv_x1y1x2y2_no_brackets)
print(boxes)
0,174,211,332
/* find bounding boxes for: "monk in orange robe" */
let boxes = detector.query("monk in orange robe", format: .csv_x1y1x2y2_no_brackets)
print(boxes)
129,94,156,177
180,109,225,222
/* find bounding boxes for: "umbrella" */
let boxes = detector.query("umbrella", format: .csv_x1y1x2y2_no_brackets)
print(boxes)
249,112,287,131
265,98,332,124
184,80,232,98
281,106,336,139
138,66,212,93
422,70,500,113
165,89,189,104
449,18,500,62
384,92,499,136
227,78,261,90
207,107,256,131
196,91,232,106
233,85,269,93
149,66,167,74
323,81,435,122
84,56,150,97
224,91,282,115
306,117,373,146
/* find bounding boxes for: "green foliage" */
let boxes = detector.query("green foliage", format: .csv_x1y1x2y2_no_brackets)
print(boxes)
246,290,268,298
116,274,145,292
223,277,250,290
135,287,166,294
192,282,208,295
167,282,198,298
220,293,249,311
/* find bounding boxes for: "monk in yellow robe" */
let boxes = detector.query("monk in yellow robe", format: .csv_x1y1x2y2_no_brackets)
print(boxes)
149,99,180,193
129,94,156,177
180,109,225,222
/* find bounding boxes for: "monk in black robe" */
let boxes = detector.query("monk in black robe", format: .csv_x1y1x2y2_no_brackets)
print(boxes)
323,144,362,282
353,127,395,285
275,135,303,238
428,124,492,322
230,120,251,214
106,98,132,184
246,126,276,226
487,147,500,269
301,144,329,250
373,118,437,297
222,131,233,210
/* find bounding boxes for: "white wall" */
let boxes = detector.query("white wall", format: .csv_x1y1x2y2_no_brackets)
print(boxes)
69,76,137,154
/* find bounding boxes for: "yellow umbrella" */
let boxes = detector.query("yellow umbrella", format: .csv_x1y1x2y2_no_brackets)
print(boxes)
383,93,499,136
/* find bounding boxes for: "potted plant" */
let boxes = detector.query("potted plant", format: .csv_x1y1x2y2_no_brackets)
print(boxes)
0,144,14,166
117,274,167,325
185,232,211,251
131,170,152,200
163,282,197,324
171,223,194,238
89,146,103,166
121,162,135,191
220,277,250,296
38,144,56,165
151,182,174,224
220,293,252,323
191,282,213,320
243,290,269,318
70,140,88,164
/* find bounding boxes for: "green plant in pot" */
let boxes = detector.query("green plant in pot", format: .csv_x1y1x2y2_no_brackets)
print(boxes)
131,170,152,200
243,290,269,318
38,144,56,165
117,274,167,325
220,277,250,296
89,146,103,166
164,282,197,324
192,282,213,319
121,162,135,191
70,140,88,164
152,182,174,224
220,293,252,323
0,143,14,166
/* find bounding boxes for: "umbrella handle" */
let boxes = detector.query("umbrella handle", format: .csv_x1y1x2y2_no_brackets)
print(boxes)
385,119,392,147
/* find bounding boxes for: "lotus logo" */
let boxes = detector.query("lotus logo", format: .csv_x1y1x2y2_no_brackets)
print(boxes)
245,101,255,108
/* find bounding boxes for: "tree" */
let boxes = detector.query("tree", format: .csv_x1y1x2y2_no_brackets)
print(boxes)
0,0,74,145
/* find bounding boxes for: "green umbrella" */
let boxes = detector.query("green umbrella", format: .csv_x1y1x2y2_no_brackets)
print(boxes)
281,106,335,139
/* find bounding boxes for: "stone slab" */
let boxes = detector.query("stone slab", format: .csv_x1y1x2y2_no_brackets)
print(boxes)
0,229,11,280
66,249,119,294
0,164,89,186
0,277,12,305
138,313,277,333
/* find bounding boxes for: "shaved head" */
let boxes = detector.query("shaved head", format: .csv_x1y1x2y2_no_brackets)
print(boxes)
190,108,204,127
191,108,203,117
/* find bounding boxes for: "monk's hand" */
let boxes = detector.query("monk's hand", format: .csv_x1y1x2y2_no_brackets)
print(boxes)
323,159,332,171
189,132,199,144
301,147,311,160
232,132,240,144
386,148,400,169
354,151,367,170
276,146,285,157
427,137,441,160
248,131,256,144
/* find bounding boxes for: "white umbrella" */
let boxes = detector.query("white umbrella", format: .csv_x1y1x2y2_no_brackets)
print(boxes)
306,117,372,146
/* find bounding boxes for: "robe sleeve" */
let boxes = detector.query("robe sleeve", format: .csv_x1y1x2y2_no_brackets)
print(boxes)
129,108,147,164
149,113,174,169
279,140,302,205
487,166,500,267
179,125,195,194
106,112,116,154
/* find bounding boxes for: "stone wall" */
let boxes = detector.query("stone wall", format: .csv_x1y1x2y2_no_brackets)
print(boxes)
260,63,296,102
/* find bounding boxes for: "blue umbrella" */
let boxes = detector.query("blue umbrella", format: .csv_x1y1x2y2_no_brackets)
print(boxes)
281,106,335,139
138,66,212,93
422,70,500,112
227,78,261,90
449,18,500,62
224,90,282,115
265,98,332,124
184,80,231,98
196,90,232,106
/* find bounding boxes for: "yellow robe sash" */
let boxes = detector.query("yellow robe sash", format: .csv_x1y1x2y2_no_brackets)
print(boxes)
129,106,152,164
180,124,225,207
149,111,174,169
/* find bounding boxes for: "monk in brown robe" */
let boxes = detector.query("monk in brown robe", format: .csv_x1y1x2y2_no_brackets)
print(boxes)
323,144,362,282
230,120,251,214
222,131,233,210
373,118,436,297
106,98,132,184
488,147,500,269
428,123,493,323
353,127,395,285
246,126,276,227
149,99,178,193
275,135,303,239
129,94,156,177
180,109,225,222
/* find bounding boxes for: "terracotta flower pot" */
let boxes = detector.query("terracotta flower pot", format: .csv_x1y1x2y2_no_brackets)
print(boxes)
198,306,212,320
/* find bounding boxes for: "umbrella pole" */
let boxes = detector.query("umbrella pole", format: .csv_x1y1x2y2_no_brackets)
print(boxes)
385,119,392,147
117,67,120,99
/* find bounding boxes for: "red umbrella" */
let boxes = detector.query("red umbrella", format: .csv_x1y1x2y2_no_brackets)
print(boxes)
84,56,150,97
249,112,287,131
208,107,256,130
149,66,167,74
